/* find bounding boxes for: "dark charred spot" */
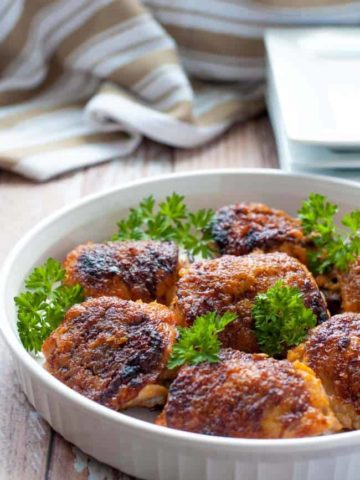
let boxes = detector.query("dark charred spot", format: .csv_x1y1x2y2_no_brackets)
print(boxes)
211,209,234,251
78,249,116,279
338,336,351,350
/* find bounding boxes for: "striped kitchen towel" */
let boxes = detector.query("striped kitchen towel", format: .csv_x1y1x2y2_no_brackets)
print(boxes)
0,0,359,181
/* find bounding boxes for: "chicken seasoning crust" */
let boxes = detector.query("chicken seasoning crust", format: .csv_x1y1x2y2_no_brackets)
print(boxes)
42,297,177,410
212,202,307,263
340,257,360,313
156,349,341,438
63,240,179,305
289,313,360,430
173,252,328,352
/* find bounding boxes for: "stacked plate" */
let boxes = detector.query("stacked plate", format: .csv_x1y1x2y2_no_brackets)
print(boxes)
265,28,360,180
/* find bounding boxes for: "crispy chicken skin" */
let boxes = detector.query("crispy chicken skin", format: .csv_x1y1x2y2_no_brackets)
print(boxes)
340,257,360,313
172,252,328,352
63,240,179,305
42,297,177,410
289,313,360,429
212,202,307,263
156,349,341,438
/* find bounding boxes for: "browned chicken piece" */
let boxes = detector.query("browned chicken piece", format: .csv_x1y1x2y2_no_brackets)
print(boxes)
172,252,328,353
156,349,341,438
212,202,307,264
42,297,177,411
340,257,360,313
63,240,179,305
289,312,360,429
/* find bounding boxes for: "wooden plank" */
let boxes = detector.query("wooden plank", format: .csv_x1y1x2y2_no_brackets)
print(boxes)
0,170,83,261
0,337,50,480
47,434,134,480
173,116,278,171
80,139,174,196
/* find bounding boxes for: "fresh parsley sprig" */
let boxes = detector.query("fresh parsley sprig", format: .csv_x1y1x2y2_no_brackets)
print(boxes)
167,311,237,369
252,280,317,357
298,193,360,274
15,258,84,354
112,193,216,258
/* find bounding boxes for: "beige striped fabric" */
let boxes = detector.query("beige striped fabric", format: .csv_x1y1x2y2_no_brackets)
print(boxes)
0,0,359,181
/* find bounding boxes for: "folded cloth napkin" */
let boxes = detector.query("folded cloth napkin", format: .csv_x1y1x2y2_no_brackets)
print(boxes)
0,0,359,181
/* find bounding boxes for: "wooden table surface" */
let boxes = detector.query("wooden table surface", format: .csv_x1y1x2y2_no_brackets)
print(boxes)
0,116,277,480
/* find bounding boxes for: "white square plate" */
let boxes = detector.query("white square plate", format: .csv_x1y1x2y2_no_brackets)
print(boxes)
265,28,360,148
266,63,360,179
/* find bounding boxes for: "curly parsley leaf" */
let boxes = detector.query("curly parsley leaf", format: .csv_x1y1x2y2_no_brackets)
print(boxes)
167,311,237,369
15,258,84,354
342,210,360,232
298,193,338,238
298,193,360,274
112,193,216,258
252,280,317,357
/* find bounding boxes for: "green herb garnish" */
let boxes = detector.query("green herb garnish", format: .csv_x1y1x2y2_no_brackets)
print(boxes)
252,280,316,357
112,193,215,258
298,193,360,274
15,258,84,353
167,311,237,369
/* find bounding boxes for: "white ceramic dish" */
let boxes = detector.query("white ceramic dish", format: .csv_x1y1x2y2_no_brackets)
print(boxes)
2,169,360,480
265,28,360,148
266,70,360,181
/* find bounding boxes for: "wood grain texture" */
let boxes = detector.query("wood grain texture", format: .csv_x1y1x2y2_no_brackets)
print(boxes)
47,434,134,480
0,116,277,480
173,117,277,171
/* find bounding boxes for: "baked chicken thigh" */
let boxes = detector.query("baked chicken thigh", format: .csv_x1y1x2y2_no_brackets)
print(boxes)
156,349,341,438
289,312,360,429
340,257,360,313
173,252,328,352
63,240,179,305
212,202,307,263
42,297,177,410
